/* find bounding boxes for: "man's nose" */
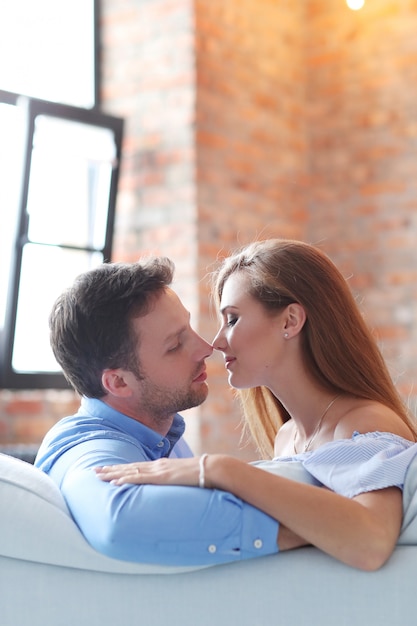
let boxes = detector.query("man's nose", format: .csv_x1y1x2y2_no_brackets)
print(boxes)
197,335,214,359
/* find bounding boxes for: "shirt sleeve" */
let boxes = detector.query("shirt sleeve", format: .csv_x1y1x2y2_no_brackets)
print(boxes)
53,440,279,566
302,431,417,498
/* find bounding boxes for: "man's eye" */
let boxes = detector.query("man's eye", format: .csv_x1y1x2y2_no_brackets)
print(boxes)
168,343,181,352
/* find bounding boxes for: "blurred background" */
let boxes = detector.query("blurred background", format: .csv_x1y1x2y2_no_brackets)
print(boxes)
1,0,417,462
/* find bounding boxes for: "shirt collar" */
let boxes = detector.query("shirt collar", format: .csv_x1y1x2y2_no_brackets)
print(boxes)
81,397,186,457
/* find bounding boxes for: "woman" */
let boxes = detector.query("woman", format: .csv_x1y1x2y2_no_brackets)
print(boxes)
96,239,417,570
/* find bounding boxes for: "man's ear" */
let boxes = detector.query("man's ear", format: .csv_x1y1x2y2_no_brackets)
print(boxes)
282,303,306,338
101,369,133,397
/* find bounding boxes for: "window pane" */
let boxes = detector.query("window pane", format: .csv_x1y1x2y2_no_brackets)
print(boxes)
12,245,103,373
0,97,123,388
0,0,95,107
0,103,25,329
27,115,117,250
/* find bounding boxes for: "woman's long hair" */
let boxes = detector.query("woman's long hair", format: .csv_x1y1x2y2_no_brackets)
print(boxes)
213,239,417,458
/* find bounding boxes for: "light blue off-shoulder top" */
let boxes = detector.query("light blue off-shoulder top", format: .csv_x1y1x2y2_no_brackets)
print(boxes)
272,431,417,498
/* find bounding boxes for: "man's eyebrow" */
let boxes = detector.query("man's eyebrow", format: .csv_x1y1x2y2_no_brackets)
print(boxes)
163,326,187,344
162,313,191,344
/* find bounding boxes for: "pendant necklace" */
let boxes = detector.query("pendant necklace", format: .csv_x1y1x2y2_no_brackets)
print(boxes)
293,394,341,454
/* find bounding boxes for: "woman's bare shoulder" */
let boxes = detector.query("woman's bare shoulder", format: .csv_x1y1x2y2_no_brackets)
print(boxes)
274,419,296,456
334,399,414,441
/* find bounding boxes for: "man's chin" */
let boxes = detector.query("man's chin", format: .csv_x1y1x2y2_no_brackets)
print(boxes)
182,384,209,411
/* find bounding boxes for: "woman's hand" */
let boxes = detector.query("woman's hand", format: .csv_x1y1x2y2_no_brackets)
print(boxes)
95,457,202,487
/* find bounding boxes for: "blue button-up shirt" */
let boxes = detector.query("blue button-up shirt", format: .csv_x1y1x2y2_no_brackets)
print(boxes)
35,397,279,566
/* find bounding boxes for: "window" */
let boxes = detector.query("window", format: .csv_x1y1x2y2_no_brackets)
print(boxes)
0,2,124,389
0,0,97,108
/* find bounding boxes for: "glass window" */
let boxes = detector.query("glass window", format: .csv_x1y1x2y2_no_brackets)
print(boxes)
0,97,123,389
0,2,124,390
0,100,24,333
0,0,97,107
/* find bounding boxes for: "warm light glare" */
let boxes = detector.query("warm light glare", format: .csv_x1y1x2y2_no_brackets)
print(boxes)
346,0,365,9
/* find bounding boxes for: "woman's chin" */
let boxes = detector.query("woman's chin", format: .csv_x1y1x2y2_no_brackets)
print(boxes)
227,373,248,390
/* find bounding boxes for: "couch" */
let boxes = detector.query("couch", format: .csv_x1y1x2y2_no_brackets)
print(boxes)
1,451,417,626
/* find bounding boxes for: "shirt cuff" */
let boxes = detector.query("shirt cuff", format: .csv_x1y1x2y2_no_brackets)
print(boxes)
239,501,279,559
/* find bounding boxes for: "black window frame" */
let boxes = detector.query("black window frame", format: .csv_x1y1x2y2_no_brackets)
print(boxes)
0,96,123,390
0,0,125,390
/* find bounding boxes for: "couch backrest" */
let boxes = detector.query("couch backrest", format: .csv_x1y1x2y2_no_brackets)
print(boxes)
0,453,203,574
0,452,69,512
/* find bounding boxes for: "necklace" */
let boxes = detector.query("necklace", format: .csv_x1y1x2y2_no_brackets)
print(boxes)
293,394,341,454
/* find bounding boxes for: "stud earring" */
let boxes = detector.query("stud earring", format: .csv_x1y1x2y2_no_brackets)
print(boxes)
284,332,289,338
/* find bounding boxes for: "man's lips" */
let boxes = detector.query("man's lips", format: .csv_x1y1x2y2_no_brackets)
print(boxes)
192,369,207,383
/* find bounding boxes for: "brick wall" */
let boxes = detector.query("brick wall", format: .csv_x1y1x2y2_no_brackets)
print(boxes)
0,390,79,448
1,0,417,459
194,0,309,457
305,0,417,409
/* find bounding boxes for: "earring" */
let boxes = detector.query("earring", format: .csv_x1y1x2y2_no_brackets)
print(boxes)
284,332,289,338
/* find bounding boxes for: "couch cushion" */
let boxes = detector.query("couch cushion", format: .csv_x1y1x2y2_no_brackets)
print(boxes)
398,453,417,544
254,455,417,545
252,458,322,485
0,452,69,512
1,451,415,575
0,453,206,574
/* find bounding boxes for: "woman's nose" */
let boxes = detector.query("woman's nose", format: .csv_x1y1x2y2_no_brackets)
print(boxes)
212,328,226,352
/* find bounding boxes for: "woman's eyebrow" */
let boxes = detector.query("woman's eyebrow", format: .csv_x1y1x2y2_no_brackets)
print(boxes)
219,305,239,315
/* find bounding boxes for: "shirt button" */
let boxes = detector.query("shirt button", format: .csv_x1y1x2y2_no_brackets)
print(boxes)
254,539,263,549
208,544,217,554
157,441,164,448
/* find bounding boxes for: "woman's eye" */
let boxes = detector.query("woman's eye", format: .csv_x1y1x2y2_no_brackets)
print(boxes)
227,317,237,327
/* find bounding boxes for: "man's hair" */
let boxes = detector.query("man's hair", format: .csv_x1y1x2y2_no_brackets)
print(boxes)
49,257,174,397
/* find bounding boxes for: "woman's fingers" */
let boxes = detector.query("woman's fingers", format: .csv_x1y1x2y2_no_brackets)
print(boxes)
95,463,143,484
94,458,200,486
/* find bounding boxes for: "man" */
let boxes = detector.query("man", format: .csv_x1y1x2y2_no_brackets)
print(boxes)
35,257,278,566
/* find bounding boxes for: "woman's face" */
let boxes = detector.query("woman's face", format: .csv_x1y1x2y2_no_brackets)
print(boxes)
212,271,287,389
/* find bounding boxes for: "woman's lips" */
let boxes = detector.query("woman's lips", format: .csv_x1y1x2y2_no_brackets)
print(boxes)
225,357,236,369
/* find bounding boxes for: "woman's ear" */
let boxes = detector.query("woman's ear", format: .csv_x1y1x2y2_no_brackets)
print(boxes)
282,303,306,339
101,369,133,397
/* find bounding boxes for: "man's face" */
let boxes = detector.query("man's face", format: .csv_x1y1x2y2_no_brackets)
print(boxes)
128,288,213,430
